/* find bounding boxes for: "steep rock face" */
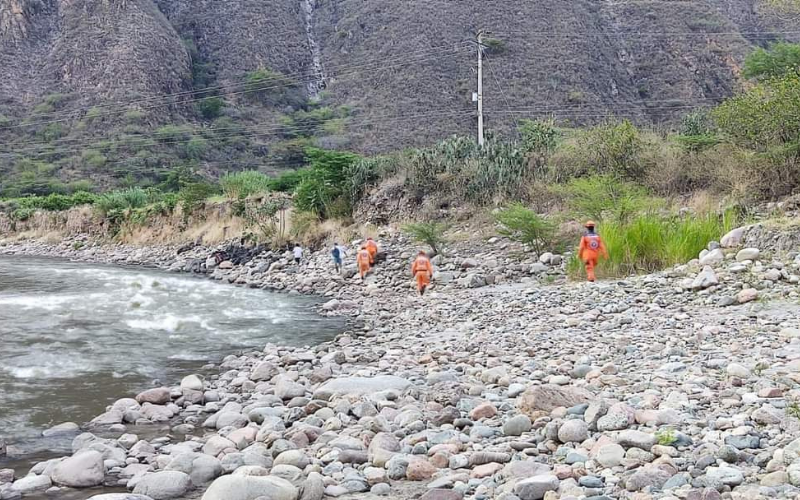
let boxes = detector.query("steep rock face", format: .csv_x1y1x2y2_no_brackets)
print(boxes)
311,0,777,152
154,0,311,91
0,0,190,108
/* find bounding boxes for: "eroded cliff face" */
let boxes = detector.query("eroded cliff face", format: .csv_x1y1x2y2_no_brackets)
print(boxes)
0,0,795,160
0,0,190,108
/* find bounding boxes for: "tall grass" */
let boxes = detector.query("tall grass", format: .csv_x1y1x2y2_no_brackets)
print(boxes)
568,209,739,278
95,187,149,215
220,171,272,199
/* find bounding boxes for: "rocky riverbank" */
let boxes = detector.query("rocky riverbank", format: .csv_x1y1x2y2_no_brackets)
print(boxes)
2,223,800,500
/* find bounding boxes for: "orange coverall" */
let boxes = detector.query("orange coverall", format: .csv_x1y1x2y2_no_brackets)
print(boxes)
411,254,433,295
365,239,379,264
578,233,608,282
357,248,371,279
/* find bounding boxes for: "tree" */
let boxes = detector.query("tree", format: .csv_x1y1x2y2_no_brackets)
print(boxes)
713,73,800,197
743,42,800,80
713,73,800,151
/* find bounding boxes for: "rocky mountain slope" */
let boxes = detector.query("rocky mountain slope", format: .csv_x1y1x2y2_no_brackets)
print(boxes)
0,0,796,189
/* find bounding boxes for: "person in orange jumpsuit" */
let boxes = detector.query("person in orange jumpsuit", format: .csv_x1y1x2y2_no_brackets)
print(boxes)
578,220,608,282
411,251,434,295
356,246,371,280
365,237,379,265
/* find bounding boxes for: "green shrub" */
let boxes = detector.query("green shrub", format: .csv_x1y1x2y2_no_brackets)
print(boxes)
155,124,193,142
11,207,35,221
712,73,800,197
743,42,800,80
559,175,653,224
196,97,225,119
406,135,528,204
291,148,360,217
293,175,330,215
551,121,647,181
269,169,306,192
184,136,208,159
494,203,556,254
220,171,272,199
403,221,448,255
345,156,399,203
178,181,218,214
95,188,148,215
244,67,304,107
81,149,107,168
41,123,64,141
123,109,145,123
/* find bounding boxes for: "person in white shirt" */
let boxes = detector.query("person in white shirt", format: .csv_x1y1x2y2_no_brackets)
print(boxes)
293,245,303,265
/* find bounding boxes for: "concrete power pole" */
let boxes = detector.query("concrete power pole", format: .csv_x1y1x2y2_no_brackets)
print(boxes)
476,31,485,147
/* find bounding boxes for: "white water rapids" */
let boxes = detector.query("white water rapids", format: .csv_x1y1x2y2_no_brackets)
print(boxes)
0,256,341,455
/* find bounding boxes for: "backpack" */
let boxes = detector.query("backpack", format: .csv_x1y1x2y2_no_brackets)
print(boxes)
332,247,340,259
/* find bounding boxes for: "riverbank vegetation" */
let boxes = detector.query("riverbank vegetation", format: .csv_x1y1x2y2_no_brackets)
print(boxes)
2,44,798,277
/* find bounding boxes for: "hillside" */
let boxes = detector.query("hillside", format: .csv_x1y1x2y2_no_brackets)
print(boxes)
0,0,796,194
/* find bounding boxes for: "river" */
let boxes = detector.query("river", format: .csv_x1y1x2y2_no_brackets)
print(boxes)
0,256,342,476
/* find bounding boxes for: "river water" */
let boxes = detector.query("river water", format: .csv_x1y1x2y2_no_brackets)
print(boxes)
0,256,341,462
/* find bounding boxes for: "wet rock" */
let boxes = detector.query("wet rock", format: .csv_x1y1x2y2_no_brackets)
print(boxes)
135,388,171,405
42,422,80,437
10,475,51,494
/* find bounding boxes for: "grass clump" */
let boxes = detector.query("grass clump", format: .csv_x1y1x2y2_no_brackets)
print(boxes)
220,171,272,199
403,221,448,255
655,429,678,446
567,209,739,278
95,187,149,215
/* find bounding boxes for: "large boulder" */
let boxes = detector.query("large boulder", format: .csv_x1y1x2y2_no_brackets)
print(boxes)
691,266,718,290
721,226,749,248
313,376,411,401
201,475,298,500
51,450,105,487
250,362,279,382
87,496,155,500
166,453,222,485
135,388,171,405
514,475,560,500
132,471,192,500
10,475,52,494
517,385,593,417
735,248,760,262
699,249,724,266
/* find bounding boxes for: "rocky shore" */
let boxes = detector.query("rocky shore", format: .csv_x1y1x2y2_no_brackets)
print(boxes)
2,222,800,500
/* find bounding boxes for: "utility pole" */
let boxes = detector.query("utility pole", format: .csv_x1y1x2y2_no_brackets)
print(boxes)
476,30,485,147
